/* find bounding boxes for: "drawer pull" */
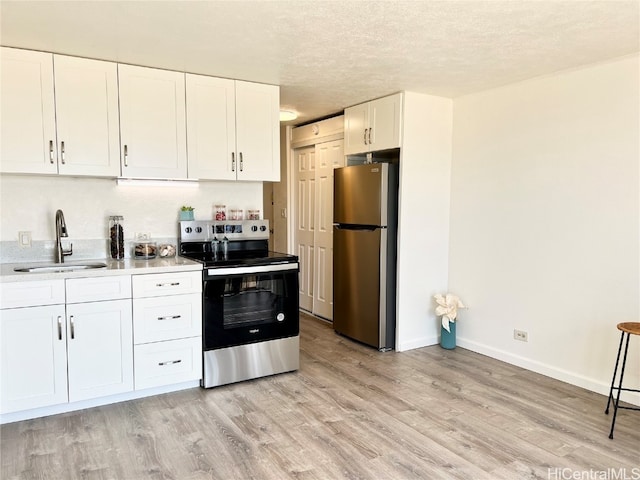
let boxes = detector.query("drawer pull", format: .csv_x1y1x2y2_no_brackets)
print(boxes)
158,359,182,366
155,282,180,287
157,315,182,321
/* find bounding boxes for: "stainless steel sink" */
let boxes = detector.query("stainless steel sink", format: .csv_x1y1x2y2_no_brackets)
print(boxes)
13,262,107,273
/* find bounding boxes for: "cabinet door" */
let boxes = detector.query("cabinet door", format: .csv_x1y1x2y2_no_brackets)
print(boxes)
343,102,369,155
0,305,68,414
235,81,280,181
66,299,133,402
185,74,236,180
0,47,57,174
54,55,121,177
118,64,187,179
368,94,402,152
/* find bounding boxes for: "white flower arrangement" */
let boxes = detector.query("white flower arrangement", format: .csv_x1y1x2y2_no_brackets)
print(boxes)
434,293,466,332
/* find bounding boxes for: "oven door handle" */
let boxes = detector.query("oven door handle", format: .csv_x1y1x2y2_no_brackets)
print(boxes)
206,263,298,276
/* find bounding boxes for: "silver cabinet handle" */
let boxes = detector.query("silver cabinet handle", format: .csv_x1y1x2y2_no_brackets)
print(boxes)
57,316,63,340
70,315,75,339
158,359,182,366
123,145,128,167
368,128,372,145
49,140,55,163
157,315,182,321
155,282,180,287
60,141,65,164
239,152,243,172
363,129,368,145
231,152,235,172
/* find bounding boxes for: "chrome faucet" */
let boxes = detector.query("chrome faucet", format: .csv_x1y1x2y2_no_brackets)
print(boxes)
55,209,73,263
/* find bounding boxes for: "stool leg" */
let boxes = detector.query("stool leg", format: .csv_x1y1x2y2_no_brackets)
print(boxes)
608,332,630,439
605,331,626,414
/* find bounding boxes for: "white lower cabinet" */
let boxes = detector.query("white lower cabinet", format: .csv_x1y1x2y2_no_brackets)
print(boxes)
1,275,133,416
0,305,68,414
66,299,133,402
0,270,202,421
132,273,202,390
134,337,201,390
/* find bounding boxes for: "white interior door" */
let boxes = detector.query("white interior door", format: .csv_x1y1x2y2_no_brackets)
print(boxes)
313,139,345,320
294,146,316,312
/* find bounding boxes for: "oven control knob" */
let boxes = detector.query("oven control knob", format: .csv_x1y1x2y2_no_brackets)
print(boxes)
260,225,267,232
251,225,258,232
185,227,192,233
276,313,285,322
195,226,202,233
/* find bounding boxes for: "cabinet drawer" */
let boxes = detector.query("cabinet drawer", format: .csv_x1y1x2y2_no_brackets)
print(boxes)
0,280,65,309
132,271,202,298
134,337,202,390
133,293,202,344
66,275,131,303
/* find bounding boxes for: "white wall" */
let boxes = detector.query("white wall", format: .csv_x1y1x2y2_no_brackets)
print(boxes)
396,92,453,351
449,55,639,401
0,175,262,242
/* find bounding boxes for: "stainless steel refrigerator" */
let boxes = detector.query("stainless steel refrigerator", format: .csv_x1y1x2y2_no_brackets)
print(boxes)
333,162,399,351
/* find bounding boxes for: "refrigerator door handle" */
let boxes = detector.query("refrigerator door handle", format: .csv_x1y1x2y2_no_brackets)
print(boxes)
333,223,383,231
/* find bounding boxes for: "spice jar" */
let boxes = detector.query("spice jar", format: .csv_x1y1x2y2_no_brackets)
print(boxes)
109,215,125,260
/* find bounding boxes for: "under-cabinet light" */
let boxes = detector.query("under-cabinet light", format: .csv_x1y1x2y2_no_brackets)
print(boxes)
116,178,199,188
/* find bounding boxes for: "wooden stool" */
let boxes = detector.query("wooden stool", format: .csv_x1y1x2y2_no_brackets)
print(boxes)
605,322,640,439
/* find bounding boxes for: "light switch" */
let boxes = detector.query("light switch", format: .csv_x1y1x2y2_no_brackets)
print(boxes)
280,208,287,218
18,231,32,248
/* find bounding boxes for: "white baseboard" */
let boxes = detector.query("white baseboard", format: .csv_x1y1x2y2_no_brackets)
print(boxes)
397,335,438,352
457,337,640,407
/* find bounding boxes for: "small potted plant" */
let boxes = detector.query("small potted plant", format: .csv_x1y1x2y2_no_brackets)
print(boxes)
434,293,466,350
179,205,195,221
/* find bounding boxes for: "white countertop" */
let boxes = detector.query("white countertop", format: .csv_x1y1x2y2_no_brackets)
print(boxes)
0,256,203,283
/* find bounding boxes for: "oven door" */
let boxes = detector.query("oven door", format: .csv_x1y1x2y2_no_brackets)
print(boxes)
203,263,299,350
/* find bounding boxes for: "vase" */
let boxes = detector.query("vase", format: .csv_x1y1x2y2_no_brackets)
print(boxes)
440,321,456,349
179,210,194,221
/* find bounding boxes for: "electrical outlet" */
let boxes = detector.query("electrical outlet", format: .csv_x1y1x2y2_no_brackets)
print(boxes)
514,329,528,342
18,231,32,248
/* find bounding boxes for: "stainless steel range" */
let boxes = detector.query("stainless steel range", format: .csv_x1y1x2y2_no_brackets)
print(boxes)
179,220,299,388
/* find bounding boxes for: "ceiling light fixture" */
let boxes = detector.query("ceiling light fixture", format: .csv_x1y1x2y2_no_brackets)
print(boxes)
279,110,298,122
116,178,199,188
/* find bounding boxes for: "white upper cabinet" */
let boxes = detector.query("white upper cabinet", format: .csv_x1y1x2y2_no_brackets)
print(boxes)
186,75,280,181
118,64,187,179
186,74,236,180
235,81,280,181
344,93,403,155
0,48,121,177
1,47,57,174
54,55,121,176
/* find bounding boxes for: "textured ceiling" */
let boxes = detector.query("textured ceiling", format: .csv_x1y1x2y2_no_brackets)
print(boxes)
1,0,638,125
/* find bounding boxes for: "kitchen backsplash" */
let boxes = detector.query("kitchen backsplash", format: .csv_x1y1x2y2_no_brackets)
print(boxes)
0,175,263,263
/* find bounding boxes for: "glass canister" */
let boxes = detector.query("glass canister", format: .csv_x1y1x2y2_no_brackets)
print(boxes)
230,208,243,220
109,215,125,260
214,204,226,221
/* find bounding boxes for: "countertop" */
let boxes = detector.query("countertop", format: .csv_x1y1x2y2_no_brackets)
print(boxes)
0,256,203,283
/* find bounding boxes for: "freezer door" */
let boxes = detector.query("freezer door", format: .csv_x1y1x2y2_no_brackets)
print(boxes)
333,226,382,348
334,163,388,226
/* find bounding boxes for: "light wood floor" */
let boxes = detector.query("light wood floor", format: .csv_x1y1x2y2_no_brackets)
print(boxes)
2,313,638,479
